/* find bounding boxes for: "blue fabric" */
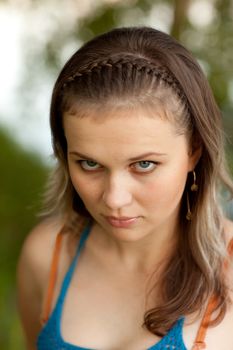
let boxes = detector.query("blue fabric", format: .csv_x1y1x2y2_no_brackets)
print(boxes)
37,223,187,350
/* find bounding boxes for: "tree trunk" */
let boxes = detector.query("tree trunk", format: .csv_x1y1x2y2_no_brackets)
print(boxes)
171,0,190,40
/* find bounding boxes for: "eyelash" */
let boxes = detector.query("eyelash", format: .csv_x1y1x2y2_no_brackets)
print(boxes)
75,160,159,173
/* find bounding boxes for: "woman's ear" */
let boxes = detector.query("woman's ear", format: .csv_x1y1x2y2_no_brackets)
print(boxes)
188,142,203,172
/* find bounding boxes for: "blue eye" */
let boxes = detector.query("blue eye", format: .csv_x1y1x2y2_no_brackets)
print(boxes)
79,160,101,171
133,161,157,172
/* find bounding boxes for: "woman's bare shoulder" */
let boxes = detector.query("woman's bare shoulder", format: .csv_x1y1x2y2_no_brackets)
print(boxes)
17,215,83,294
16,217,65,349
17,219,65,310
19,218,64,276
222,216,233,299
223,216,233,244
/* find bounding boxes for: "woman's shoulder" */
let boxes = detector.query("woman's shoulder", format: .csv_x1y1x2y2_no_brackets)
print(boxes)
17,217,68,347
17,216,84,292
19,217,64,259
222,216,233,299
17,217,66,291
223,216,233,246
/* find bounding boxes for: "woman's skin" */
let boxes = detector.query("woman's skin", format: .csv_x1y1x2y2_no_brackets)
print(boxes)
65,106,200,271
17,106,233,350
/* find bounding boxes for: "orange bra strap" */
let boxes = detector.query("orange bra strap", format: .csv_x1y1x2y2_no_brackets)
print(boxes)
227,237,233,256
192,237,233,349
40,231,64,325
191,295,218,349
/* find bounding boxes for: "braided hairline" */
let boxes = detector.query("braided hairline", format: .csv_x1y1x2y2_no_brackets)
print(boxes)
62,57,190,110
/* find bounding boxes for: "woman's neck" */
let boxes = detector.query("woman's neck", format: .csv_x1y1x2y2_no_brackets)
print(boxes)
90,220,179,275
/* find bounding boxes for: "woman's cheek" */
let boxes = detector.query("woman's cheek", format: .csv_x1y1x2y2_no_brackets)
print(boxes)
70,171,101,202
69,168,88,197
144,168,187,206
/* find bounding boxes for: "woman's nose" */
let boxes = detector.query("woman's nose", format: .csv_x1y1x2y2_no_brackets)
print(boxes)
102,174,133,210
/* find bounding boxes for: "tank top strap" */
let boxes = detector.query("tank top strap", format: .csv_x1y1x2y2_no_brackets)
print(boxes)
191,237,233,350
40,221,92,325
55,222,92,309
40,229,64,325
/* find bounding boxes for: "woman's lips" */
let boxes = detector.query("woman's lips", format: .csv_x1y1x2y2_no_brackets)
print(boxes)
104,216,139,228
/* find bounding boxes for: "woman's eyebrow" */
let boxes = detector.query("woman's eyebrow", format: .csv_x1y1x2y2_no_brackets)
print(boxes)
69,151,94,160
69,151,167,161
127,152,167,161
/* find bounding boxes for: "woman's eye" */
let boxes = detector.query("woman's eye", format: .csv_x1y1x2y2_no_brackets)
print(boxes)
78,160,101,171
133,161,158,172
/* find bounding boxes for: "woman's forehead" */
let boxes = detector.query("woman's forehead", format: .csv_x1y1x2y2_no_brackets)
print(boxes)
63,107,189,157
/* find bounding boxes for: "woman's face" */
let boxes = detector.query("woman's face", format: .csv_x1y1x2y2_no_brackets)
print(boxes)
64,106,199,242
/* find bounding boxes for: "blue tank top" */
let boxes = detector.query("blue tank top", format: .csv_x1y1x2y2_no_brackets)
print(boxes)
37,223,187,350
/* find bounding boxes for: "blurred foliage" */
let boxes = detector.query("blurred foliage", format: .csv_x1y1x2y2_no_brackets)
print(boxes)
1,0,233,349
0,127,48,349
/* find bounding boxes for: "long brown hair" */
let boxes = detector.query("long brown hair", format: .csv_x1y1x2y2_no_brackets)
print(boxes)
43,27,233,336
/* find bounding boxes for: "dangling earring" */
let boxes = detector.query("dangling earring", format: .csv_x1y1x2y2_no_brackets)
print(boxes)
191,170,198,191
186,170,198,221
186,192,192,220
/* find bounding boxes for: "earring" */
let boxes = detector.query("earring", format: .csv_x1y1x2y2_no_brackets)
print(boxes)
186,192,192,220
191,170,198,191
186,170,198,221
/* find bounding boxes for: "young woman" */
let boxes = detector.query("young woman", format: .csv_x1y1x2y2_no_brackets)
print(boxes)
17,27,233,350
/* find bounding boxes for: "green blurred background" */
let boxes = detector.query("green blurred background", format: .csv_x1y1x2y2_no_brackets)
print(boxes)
0,0,233,348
